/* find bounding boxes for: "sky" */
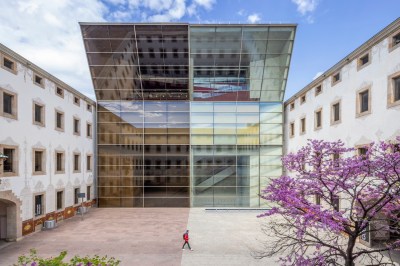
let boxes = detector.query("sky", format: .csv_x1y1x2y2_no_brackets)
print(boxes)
0,0,399,101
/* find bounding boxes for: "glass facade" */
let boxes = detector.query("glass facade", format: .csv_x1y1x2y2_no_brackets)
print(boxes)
191,102,283,207
81,23,295,207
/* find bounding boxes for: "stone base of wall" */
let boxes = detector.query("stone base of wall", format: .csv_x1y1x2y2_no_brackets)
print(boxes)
22,199,96,237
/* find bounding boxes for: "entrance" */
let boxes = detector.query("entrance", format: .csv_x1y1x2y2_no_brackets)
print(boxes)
0,193,21,241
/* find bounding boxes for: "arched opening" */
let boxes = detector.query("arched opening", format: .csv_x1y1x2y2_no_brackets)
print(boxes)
0,191,22,241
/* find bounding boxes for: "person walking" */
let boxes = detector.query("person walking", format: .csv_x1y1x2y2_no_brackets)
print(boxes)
182,230,193,251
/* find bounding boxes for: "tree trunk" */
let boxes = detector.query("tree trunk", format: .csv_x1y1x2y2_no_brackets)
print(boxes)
345,235,356,266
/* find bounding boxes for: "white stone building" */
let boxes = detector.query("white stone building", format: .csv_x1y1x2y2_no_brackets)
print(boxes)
285,18,400,154
0,44,96,241
284,17,400,245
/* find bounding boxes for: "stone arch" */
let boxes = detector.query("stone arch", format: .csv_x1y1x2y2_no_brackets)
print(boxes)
0,190,22,241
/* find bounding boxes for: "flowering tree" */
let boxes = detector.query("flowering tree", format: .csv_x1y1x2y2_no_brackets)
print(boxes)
256,138,400,266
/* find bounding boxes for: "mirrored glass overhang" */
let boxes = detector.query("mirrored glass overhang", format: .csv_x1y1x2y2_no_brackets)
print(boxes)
80,23,296,101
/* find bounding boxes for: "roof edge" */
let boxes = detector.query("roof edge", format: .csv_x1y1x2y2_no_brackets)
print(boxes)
284,17,400,105
79,22,297,27
0,43,96,105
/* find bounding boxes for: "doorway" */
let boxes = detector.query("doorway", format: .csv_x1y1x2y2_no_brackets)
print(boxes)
0,198,18,241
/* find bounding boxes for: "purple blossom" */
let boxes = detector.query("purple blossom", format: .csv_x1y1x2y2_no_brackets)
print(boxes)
257,138,400,265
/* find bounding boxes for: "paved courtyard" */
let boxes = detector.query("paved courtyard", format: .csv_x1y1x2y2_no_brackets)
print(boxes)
2,208,398,265
0,208,275,266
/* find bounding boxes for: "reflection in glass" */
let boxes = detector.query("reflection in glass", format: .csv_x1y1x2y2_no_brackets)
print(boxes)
84,23,294,207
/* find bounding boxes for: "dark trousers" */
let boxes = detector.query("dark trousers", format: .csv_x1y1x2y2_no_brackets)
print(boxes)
182,241,191,249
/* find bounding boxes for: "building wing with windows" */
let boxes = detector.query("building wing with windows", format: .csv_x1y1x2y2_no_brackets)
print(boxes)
0,44,95,241
80,23,296,207
284,18,400,245
285,17,400,153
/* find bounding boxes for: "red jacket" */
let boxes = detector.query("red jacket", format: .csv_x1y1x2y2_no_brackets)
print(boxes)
183,233,189,241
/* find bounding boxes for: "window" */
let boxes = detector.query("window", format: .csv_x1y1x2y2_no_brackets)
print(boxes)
1,89,17,119
33,149,45,174
289,102,295,111
138,48,143,58
56,191,64,210
33,102,45,126
300,94,306,104
160,48,166,58
55,110,64,131
73,117,80,135
149,48,155,58
74,96,80,106
86,155,92,171
332,195,340,211
315,194,321,205
331,101,341,125
173,49,179,58
87,104,92,112
33,74,44,88
300,117,306,134
2,56,16,74
393,144,400,153
332,153,340,167
389,31,400,51
3,93,13,115
55,151,64,173
87,186,91,201
331,71,341,86
74,188,80,205
395,77,400,102
34,194,44,217
73,153,80,172
388,72,400,108
56,87,64,98
2,146,18,176
86,123,92,138
357,88,371,116
393,32,400,46
358,147,368,157
315,85,322,96
3,148,14,173
315,109,322,130
289,122,295,138
357,52,370,70
333,153,340,160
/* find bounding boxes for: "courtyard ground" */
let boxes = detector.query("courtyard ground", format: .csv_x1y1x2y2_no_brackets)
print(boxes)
1,208,399,265
0,208,275,266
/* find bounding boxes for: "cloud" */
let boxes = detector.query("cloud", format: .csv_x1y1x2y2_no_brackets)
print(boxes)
247,13,261,24
237,9,246,16
143,0,186,22
0,0,216,99
110,0,216,22
0,0,107,100
291,0,318,15
193,0,215,9
313,71,323,80
103,0,127,5
187,0,215,17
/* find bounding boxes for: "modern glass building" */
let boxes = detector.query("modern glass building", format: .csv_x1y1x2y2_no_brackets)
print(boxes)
80,23,296,207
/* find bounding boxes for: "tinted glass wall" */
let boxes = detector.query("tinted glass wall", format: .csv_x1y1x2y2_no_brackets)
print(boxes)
98,101,190,207
82,24,189,101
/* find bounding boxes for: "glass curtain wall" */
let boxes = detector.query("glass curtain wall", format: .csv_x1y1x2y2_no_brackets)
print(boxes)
83,24,191,207
190,26,293,102
189,25,293,207
81,23,295,207
190,102,283,207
